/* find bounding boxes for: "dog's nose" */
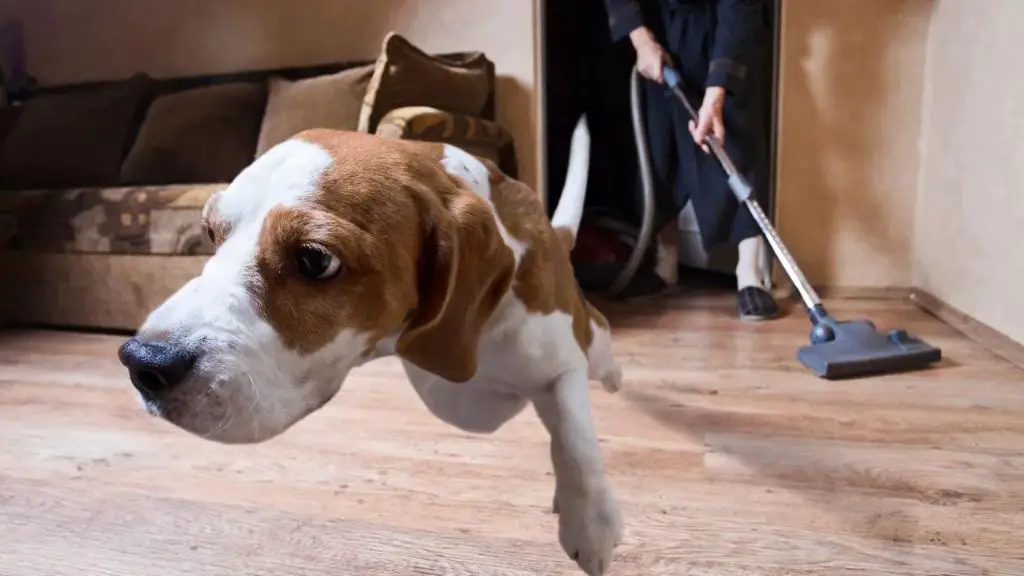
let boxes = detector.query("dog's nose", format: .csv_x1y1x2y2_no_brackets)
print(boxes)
118,337,197,395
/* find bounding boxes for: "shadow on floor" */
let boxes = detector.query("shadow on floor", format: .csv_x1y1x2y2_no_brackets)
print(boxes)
622,386,989,550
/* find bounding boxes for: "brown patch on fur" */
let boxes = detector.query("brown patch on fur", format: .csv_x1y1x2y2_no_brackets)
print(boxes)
477,160,603,351
251,202,401,355
250,129,515,383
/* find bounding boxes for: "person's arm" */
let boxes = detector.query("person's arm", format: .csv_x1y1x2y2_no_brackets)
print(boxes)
604,0,646,42
708,0,766,94
603,0,669,83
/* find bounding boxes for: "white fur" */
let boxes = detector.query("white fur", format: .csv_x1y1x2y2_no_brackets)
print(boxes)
133,138,373,443
129,117,623,575
550,115,591,243
216,139,334,224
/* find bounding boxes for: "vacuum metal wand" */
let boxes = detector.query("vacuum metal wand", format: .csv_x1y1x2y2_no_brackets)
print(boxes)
661,66,823,314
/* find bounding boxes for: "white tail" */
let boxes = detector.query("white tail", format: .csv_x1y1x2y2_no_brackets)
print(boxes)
549,114,591,246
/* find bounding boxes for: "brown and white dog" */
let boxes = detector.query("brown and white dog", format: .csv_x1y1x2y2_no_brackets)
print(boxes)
117,115,624,575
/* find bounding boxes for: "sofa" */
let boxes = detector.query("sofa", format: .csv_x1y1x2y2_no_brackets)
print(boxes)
0,32,517,331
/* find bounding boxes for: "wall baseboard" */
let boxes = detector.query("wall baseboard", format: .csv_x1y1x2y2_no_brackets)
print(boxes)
771,274,914,302
909,289,1024,371
774,279,1023,369
812,285,914,300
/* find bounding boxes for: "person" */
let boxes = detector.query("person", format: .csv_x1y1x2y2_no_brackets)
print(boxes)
602,0,778,320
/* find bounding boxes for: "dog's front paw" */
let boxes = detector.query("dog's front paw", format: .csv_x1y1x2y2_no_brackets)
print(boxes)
556,485,624,575
599,367,623,393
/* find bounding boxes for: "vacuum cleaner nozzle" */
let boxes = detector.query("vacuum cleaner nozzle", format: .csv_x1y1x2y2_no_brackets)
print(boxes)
797,315,942,379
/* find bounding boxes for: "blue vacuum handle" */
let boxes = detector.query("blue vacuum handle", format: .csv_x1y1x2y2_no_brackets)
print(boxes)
661,65,697,118
662,65,683,90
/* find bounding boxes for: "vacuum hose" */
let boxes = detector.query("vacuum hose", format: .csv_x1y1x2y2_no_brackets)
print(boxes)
607,63,657,297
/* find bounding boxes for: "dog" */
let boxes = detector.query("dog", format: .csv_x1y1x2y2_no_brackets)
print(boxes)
117,115,624,575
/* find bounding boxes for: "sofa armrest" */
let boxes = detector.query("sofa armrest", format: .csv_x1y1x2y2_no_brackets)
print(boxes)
375,106,518,179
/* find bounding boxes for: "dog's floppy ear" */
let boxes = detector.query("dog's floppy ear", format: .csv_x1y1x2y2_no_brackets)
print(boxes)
395,187,516,383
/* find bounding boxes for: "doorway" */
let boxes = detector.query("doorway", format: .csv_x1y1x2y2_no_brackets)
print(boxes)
538,0,782,286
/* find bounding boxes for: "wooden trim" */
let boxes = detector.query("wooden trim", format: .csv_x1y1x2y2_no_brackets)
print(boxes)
813,285,914,300
533,0,548,208
910,289,1024,370
763,0,783,282
769,0,788,290
771,274,913,302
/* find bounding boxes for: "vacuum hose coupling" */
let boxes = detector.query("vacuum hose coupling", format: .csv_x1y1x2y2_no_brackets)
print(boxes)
808,304,837,344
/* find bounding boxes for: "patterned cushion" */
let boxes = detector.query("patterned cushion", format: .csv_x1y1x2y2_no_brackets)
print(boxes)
0,184,219,256
376,106,517,178
357,32,493,134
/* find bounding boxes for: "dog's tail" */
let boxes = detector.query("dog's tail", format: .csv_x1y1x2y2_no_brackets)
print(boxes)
550,114,590,252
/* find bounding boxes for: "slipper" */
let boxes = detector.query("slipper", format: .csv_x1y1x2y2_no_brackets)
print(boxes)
737,286,779,321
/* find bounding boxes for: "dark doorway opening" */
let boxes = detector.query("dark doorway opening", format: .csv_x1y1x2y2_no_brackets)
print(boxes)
540,0,782,292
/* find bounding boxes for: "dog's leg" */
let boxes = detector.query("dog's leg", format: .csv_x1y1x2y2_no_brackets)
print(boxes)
585,308,622,393
533,370,623,576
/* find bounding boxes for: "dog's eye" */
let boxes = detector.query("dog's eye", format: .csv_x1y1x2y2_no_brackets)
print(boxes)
294,244,342,280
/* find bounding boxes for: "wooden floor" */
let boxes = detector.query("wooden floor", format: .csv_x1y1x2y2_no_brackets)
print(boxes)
1,293,1023,575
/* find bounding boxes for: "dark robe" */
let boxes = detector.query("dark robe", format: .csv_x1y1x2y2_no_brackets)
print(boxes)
603,0,774,251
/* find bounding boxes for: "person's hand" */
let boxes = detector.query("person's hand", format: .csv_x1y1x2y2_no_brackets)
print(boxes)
629,27,669,83
688,86,726,153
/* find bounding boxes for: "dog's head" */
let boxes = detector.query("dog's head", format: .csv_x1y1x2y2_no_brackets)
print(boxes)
118,130,515,444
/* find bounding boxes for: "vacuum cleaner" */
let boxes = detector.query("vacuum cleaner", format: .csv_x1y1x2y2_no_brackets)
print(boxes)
611,64,942,379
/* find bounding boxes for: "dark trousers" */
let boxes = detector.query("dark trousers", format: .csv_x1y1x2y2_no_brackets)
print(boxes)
643,0,774,251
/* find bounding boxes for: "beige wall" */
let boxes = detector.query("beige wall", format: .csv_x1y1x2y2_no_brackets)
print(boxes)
0,0,539,189
777,0,1023,342
775,0,932,288
4,0,1021,341
913,0,1024,343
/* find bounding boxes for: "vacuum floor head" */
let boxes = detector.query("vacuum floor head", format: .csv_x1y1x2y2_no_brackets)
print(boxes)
797,319,942,379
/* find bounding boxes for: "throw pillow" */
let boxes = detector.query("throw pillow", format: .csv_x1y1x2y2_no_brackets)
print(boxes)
255,65,374,156
357,32,493,134
0,72,155,189
0,103,21,144
120,82,267,185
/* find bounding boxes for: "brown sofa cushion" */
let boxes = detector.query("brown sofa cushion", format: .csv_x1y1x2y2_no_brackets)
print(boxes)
120,82,267,185
358,32,493,134
0,104,21,144
255,65,374,156
0,73,155,190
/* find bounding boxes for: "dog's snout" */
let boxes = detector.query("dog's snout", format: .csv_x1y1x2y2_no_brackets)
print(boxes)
118,337,197,395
